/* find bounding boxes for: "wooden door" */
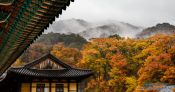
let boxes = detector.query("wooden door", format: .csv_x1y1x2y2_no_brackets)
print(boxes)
56,84,64,92
36,84,45,92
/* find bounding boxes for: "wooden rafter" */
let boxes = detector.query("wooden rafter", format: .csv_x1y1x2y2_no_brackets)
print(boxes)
0,0,74,74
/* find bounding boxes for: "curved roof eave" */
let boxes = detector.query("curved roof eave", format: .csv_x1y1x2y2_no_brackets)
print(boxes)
0,0,74,75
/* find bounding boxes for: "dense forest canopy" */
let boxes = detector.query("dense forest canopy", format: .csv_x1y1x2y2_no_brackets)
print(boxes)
13,33,175,92
36,32,87,49
14,33,86,64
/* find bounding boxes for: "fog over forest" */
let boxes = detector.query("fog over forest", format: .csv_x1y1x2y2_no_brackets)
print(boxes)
57,0,175,27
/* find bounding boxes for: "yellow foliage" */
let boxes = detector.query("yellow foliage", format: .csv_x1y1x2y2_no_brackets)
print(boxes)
51,43,81,67
11,59,23,67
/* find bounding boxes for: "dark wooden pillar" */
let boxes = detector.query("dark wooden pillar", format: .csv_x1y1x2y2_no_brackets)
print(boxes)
17,82,21,92
30,82,32,92
68,81,70,92
76,81,78,92
49,80,51,92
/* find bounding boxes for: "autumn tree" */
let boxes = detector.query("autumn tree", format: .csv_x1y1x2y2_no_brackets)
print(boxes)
78,38,141,92
137,34,175,86
20,43,51,63
51,43,81,67
11,59,24,67
79,34,175,92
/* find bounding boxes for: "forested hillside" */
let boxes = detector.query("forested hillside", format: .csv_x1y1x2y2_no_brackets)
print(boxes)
137,23,175,38
36,32,87,49
13,33,86,65
13,34,175,92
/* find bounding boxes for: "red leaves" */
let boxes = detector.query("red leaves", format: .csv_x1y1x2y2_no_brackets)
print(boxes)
110,54,127,69
51,44,81,67
162,67,175,84
137,34,175,86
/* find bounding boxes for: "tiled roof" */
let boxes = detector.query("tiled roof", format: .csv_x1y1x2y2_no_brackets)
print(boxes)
0,0,74,74
0,54,94,80
24,53,72,69
8,68,93,78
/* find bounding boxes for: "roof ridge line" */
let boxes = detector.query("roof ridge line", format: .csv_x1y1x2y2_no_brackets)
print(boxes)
23,53,72,69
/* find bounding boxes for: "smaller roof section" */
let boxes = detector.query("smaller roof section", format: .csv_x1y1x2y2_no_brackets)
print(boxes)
24,53,72,70
1,53,93,80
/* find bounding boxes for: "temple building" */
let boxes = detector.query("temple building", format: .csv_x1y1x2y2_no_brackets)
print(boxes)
0,53,93,92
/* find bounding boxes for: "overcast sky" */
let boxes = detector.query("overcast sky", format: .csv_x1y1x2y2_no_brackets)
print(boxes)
56,0,175,27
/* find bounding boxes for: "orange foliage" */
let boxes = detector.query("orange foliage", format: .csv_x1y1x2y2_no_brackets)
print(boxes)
161,66,175,84
172,88,175,92
79,34,175,92
51,43,81,67
137,34,175,86
143,90,158,92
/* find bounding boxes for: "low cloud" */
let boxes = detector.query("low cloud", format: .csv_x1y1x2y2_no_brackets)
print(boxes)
57,0,175,27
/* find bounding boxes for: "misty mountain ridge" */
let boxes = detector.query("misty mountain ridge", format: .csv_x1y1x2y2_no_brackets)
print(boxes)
45,19,175,39
137,23,175,38
36,33,87,49
45,19,92,34
45,19,143,39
